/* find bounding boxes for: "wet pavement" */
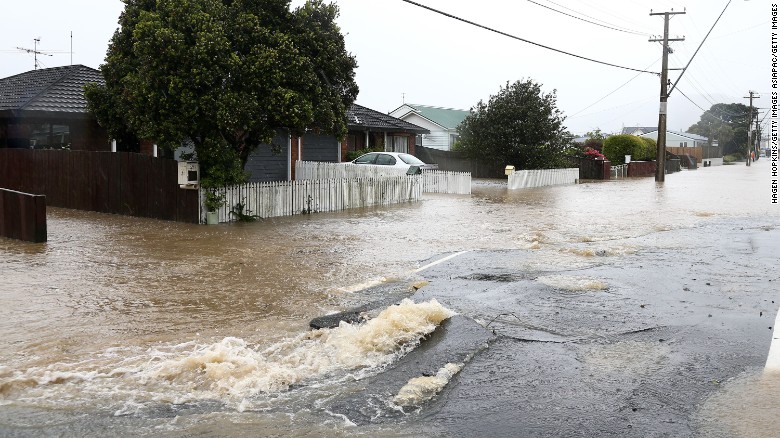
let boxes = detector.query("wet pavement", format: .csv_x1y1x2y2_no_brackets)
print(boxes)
0,160,779,436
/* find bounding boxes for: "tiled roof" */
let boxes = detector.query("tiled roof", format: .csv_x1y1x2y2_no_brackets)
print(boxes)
641,129,708,141
0,65,104,114
347,104,429,134
621,126,657,135
404,104,470,130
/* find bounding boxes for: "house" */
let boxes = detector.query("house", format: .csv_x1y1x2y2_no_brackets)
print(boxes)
240,104,430,182
0,65,109,151
621,126,657,136
0,66,429,182
638,129,723,166
389,104,470,151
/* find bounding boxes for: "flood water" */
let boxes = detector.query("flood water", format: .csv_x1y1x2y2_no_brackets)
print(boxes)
1,160,778,436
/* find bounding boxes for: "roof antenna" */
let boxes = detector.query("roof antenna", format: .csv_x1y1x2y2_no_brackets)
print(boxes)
402,92,405,104
70,31,73,65
16,37,53,69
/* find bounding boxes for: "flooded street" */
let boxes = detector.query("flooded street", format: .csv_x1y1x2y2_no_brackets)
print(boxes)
1,161,779,436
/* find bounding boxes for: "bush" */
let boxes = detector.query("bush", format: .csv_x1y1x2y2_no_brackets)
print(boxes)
638,137,657,161
603,135,646,163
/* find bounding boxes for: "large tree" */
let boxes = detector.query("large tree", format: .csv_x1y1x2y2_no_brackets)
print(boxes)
687,103,756,155
86,0,358,184
456,79,571,170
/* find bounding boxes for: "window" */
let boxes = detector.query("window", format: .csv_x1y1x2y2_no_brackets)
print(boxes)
398,153,425,165
387,135,409,153
449,134,459,148
375,154,396,166
353,153,376,164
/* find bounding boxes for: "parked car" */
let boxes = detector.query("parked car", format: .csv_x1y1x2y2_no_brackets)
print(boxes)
350,152,436,171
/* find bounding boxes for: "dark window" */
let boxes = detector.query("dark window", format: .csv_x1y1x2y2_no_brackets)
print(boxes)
376,154,396,165
354,153,377,164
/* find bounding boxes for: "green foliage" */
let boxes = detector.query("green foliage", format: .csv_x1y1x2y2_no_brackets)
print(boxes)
230,202,260,221
87,0,358,177
723,152,744,163
638,137,657,161
602,135,646,164
585,128,607,142
456,79,571,170
203,190,224,212
688,103,756,154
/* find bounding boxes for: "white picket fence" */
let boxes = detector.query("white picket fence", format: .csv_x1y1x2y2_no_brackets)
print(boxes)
421,168,472,194
507,168,580,189
202,177,421,223
295,161,471,195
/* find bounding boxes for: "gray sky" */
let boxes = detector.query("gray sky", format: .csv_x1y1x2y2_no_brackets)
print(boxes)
1,0,769,135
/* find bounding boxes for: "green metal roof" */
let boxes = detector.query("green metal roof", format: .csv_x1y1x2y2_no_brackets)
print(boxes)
406,104,470,130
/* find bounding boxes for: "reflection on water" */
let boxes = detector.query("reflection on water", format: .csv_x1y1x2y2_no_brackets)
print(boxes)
0,161,778,435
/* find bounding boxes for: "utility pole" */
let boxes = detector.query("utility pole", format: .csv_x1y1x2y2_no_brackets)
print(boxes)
650,10,685,182
743,91,758,166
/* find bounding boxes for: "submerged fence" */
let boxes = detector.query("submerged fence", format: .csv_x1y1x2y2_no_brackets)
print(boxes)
205,176,421,223
611,165,628,179
295,161,471,195
507,168,579,189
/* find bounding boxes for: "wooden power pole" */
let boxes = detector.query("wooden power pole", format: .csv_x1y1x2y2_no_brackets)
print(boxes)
650,10,685,182
744,91,759,166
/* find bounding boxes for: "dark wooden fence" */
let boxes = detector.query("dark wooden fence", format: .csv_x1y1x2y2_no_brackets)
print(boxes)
415,146,503,178
577,158,612,180
0,188,46,242
0,149,199,223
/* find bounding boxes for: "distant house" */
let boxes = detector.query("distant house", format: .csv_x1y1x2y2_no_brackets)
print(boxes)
342,104,429,157
389,104,470,151
621,126,657,136
638,129,723,165
0,65,109,151
638,130,709,148
244,103,429,182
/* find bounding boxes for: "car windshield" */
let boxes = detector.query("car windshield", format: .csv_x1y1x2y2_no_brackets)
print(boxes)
353,153,376,164
398,154,425,165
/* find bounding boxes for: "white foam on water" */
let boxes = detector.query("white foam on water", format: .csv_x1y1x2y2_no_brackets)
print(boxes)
393,362,464,407
0,299,455,410
536,275,608,291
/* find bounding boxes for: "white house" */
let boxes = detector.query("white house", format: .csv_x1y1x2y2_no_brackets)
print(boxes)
638,129,709,148
389,104,470,151
639,129,722,166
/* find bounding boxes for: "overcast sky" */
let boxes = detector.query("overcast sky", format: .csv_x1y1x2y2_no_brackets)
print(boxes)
1,0,769,135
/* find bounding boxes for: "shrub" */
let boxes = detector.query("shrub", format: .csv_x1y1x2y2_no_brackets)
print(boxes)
603,135,646,163
638,137,657,161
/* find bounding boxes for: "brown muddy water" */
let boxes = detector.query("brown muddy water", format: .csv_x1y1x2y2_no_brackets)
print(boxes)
1,161,778,436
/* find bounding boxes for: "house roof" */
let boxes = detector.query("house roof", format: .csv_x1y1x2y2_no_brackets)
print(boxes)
347,104,429,134
393,104,470,130
621,126,657,135
640,130,708,141
0,65,104,116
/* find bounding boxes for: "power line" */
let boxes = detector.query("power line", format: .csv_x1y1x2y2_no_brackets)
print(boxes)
524,0,649,36
675,86,708,113
399,0,659,75
569,58,660,118
540,0,654,34
668,0,732,96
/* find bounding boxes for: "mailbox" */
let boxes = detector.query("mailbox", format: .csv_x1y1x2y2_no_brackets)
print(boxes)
504,165,515,176
177,161,200,188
